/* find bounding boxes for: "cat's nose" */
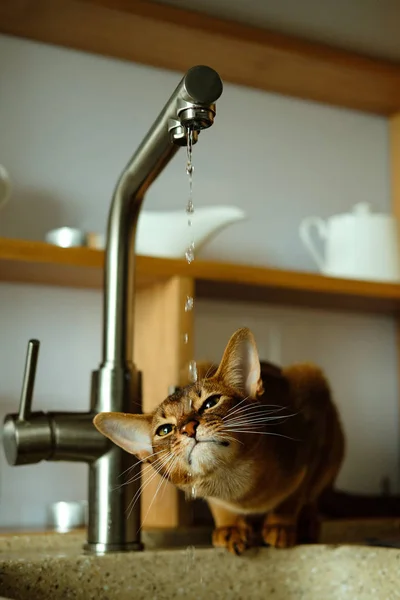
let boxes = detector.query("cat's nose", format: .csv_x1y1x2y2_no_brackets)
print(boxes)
181,420,199,438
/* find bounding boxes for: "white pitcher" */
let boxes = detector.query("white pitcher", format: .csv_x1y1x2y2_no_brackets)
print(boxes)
299,202,400,282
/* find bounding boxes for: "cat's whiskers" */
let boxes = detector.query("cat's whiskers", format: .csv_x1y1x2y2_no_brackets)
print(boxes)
160,457,180,502
224,404,291,417
218,433,244,446
223,395,251,418
117,448,165,479
138,454,179,532
117,462,138,479
204,428,243,447
224,421,295,433
224,408,286,421
223,405,285,423
198,420,244,447
125,452,176,518
126,457,174,521
204,423,245,446
113,462,154,491
126,455,173,507
223,411,294,429
193,375,203,397
222,428,300,441
224,413,297,428
203,362,217,379
230,402,285,414
115,450,163,489
114,453,171,491
223,403,286,421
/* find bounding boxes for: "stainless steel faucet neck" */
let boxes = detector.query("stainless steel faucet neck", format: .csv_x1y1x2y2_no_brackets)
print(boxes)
103,65,223,367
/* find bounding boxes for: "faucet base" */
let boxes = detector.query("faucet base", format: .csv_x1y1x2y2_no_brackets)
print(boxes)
84,541,144,555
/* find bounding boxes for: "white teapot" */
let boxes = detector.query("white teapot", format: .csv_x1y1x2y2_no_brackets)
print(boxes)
299,202,400,283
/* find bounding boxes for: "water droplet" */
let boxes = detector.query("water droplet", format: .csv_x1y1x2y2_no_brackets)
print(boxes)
188,360,197,382
191,486,197,500
186,127,194,160
185,242,195,264
185,545,196,572
185,127,195,264
183,333,189,344
185,296,194,312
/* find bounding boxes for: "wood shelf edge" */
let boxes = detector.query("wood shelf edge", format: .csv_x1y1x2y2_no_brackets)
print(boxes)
1,238,400,312
0,237,104,267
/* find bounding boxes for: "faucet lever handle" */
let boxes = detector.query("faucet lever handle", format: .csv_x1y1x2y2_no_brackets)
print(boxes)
18,339,40,421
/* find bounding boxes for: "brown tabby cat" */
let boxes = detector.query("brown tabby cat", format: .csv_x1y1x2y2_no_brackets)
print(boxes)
93,327,345,555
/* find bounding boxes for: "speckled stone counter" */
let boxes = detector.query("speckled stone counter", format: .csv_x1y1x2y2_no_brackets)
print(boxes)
0,532,399,600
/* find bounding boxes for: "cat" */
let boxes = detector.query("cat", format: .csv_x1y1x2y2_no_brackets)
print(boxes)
93,326,345,555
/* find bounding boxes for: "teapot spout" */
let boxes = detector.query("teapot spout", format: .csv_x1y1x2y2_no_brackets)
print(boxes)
136,205,246,259
194,205,246,244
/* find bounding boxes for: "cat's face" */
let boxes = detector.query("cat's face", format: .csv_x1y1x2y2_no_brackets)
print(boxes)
94,327,263,490
147,378,244,483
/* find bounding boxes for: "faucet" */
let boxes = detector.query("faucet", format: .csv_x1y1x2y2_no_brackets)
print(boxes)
3,66,223,554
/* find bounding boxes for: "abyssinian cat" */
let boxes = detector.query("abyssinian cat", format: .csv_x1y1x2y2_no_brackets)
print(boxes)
94,327,345,555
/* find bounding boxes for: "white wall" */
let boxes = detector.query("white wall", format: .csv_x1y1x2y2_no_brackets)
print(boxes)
0,34,397,528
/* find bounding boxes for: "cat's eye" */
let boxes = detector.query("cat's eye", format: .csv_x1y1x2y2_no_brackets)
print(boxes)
156,423,174,437
202,395,221,411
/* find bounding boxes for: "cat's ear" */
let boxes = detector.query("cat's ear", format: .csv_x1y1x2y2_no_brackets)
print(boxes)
216,327,262,398
93,412,153,461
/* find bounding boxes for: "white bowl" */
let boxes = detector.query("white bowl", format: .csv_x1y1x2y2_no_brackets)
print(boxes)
45,227,86,248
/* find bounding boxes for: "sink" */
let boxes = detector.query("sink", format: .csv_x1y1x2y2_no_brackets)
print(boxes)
0,532,399,599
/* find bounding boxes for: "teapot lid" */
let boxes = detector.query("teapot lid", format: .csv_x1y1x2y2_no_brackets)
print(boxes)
352,202,372,216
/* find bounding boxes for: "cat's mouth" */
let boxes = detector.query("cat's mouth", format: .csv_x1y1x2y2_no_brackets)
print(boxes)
187,438,229,465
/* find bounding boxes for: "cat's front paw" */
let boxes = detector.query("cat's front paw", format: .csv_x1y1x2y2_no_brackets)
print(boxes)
212,524,250,556
262,522,297,548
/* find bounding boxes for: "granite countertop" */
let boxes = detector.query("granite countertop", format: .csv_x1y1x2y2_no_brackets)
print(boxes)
1,532,400,600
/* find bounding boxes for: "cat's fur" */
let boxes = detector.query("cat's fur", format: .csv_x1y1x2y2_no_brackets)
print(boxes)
94,327,344,554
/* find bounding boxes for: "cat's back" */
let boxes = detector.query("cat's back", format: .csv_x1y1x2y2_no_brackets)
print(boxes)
282,363,344,469
282,363,337,421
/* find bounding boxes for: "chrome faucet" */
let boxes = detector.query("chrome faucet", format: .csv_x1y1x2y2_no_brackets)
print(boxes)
3,66,223,554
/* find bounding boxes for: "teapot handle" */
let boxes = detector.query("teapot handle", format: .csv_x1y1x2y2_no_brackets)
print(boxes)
0,165,11,211
299,217,327,271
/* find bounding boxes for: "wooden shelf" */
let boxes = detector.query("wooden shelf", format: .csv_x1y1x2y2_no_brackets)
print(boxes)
2,238,400,314
1,0,400,115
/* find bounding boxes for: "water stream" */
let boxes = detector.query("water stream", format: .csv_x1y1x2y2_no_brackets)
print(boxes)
184,126,197,384
184,127,198,504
